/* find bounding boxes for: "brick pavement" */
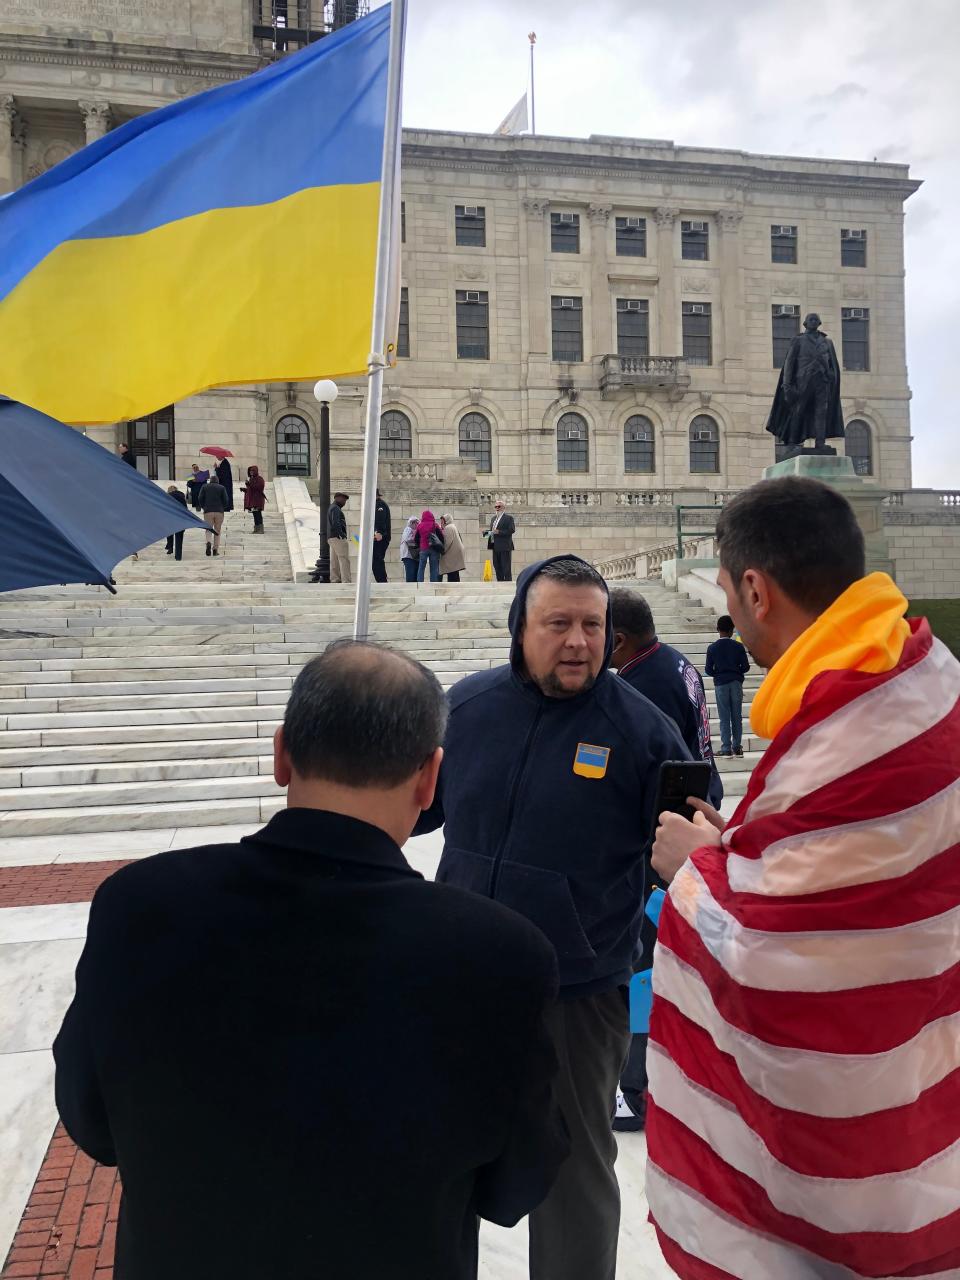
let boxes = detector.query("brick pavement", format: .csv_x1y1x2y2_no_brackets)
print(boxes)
1,1126,118,1280
0,864,131,910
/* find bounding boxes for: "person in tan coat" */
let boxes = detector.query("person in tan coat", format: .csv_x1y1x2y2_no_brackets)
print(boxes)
439,514,467,582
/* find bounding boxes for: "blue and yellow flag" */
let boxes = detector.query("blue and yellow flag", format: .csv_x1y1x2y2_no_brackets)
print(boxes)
0,6,391,425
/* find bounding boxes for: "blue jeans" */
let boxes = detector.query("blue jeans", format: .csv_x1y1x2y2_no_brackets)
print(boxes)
715,681,743,753
417,549,440,582
402,557,418,582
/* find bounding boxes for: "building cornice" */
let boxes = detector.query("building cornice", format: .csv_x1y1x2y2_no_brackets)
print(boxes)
0,34,262,82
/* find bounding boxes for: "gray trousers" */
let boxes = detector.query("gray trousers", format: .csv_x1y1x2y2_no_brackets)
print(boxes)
329,537,351,583
529,988,631,1280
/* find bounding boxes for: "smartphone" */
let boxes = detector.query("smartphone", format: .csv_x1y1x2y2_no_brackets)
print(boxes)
654,760,713,824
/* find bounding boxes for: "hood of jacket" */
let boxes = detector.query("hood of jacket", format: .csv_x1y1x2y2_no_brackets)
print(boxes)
507,555,613,674
247,465,259,478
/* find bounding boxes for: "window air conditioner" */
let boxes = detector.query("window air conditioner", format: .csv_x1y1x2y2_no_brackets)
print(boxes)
845,307,866,318
842,229,866,239
567,428,581,439
466,427,481,441
463,205,479,217
626,300,644,312
387,426,400,438
690,304,706,314
689,220,707,232
625,217,643,228
693,430,712,441
465,291,481,303
774,225,796,236
560,212,576,223
559,297,575,308
775,305,798,316
630,432,648,441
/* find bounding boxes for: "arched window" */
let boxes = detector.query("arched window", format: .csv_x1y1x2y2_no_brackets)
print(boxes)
845,419,873,476
275,414,310,475
459,411,492,474
557,412,589,473
379,410,412,459
689,415,720,474
624,414,655,473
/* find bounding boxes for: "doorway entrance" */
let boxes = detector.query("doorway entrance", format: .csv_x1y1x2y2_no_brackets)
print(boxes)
126,406,175,481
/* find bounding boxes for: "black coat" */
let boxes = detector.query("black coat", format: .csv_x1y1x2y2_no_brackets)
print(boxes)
214,459,234,510
328,501,348,539
374,496,392,545
53,809,568,1280
766,329,844,446
488,512,515,551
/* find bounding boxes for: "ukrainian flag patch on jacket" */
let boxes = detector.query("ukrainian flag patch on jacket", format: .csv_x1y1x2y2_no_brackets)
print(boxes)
573,743,610,779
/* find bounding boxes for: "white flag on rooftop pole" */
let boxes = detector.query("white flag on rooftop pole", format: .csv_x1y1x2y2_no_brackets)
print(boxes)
495,93,528,136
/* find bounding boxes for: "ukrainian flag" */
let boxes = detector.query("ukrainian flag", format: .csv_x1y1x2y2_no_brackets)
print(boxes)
0,5,391,425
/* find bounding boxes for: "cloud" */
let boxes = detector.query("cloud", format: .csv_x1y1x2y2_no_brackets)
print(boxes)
809,82,869,106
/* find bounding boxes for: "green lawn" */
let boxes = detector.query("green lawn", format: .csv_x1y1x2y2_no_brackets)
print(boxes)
907,599,960,658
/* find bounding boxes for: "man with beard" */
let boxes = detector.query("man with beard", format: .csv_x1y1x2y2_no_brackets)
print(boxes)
417,555,687,1280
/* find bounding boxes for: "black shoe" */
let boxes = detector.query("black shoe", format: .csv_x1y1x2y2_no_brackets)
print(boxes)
734,747,744,757
166,548,173,555
612,1089,646,1132
720,750,733,758
213,549,219,556
205,544,212,557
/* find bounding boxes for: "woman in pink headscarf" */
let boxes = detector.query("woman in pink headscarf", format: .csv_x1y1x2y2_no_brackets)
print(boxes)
415,509,442,582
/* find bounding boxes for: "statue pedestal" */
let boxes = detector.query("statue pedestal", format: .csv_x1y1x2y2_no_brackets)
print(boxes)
763,453,894,578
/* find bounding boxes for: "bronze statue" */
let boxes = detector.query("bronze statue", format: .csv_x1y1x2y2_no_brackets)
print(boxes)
766,313,844,453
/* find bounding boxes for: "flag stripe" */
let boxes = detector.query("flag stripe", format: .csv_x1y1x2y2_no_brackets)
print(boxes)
0,7,390,303
743,637,956,825
647,1156,960,1280
648,1044,960,1234
652,944,960,1116
0,182,378,425
653,1005,960,1178
668,860,960,991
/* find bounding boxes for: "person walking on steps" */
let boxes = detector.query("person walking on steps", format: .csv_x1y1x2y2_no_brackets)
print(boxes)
399,516,419,583
372,489,391,584
119,442,137,469
439,513,466,582
242,465,266,534
416,510,443,583
485,501,516,582
165,485,188,561
705,614,750,757
200,472,229,557
328,492,351,584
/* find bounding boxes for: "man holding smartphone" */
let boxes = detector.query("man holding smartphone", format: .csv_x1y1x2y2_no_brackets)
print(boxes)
417,555,687,1280
647,478,960,1279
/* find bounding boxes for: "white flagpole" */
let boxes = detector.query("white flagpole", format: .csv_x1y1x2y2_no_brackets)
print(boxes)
353,0,406,641
528,32,537,135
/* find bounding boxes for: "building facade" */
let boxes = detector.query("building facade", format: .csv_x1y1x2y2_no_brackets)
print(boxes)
1,2,921,549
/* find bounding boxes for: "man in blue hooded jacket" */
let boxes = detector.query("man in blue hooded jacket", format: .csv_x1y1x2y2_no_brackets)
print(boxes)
417,556,688,1280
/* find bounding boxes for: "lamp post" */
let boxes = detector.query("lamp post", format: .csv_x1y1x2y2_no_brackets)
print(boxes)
310,379,339,583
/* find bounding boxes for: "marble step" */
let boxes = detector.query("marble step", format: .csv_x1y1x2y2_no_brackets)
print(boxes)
3,701,288,730
4,719,277,748
0,795,269,836
0,772,284,813
5,755,271,789
0,737,274,769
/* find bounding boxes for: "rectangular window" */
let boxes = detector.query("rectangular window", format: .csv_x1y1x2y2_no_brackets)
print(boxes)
456,289,489,359
397,286,409,359
551,296,583,361
616,299,650,359
551,211,580,254
771,224,797,264
841,307,870,371
771,304,800,368
682,301,712,366
401,201,406,244
841,228,867,268
681,219,709,261
455,204,486,247
615,216,647,257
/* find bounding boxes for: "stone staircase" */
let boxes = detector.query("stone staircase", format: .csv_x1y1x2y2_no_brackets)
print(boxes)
0,549,762,838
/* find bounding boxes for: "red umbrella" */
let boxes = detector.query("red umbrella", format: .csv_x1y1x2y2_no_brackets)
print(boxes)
199,446,234,459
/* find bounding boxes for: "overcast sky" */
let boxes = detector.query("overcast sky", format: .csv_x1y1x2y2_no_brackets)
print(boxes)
375,0,959,489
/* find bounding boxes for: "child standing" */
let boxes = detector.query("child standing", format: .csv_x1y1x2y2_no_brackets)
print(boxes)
705,614,750,757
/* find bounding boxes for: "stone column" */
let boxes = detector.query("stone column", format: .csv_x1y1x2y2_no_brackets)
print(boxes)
587,203,613,359
0,96,16,194
654,207,678,355
79,100,112,145
522,197,549,356
716,209,744,380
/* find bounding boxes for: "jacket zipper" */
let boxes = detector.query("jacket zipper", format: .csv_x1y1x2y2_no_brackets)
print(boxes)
488,702,544,900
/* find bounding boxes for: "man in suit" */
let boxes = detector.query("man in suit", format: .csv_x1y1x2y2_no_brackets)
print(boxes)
372,487,391,583
487,499,516,581
54,641,568,1280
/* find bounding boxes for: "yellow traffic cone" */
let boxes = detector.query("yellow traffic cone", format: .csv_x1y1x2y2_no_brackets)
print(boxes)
482,558,493,583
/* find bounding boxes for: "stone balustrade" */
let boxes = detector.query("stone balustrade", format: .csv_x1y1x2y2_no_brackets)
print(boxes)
597,353,691,397
596,534,716,581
